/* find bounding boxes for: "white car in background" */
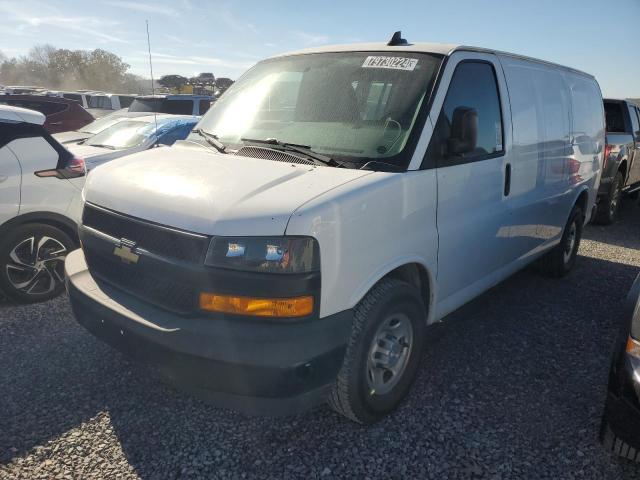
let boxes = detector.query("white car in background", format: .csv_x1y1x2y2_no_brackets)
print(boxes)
86,93,136,118
66,114,200,170
0,105,85,303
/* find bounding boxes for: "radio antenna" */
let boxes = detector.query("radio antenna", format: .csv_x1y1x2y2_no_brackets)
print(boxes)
146,20,155,96
146,20,159,135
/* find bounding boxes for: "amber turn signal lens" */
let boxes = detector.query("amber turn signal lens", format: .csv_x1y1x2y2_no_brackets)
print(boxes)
626,336,640,359
199,293,313,318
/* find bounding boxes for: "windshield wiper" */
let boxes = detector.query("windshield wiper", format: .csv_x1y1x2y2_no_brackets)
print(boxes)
87,143,116,150
193,128,226,154
240,137,342,168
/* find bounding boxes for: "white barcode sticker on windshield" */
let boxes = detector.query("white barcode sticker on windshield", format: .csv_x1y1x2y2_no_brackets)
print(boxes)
362,56,418,71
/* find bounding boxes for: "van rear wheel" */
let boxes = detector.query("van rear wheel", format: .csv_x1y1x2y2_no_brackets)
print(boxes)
328,278,426,424
538,205,583,278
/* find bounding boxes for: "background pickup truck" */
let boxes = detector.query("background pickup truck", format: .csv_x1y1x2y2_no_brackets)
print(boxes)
596,99,640,224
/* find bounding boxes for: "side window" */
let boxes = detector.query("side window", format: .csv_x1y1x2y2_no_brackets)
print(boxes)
627,104,640,138
199,99,211,115
425,61,504,167
63,93,81,102
118,96,134,108
604,102,626,133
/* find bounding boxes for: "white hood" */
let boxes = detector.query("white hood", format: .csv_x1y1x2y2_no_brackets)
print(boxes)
83,143,373,236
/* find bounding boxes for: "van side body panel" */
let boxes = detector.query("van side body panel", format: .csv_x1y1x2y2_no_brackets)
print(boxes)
285,171,438,321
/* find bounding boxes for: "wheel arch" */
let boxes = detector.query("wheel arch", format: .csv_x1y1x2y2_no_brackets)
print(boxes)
618,158,628,180
0,212,79,247
349,259,436,325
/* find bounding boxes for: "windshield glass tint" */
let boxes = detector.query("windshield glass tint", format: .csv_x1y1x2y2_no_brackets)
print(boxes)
197,52,442,167
86,120,153,149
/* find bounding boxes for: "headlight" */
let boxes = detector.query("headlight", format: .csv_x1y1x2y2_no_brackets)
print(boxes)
204,236,319,273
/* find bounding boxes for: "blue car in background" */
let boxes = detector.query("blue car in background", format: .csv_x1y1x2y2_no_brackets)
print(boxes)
65,114,200,169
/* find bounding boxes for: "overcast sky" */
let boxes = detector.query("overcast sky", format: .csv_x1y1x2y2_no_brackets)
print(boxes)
1,0,638,97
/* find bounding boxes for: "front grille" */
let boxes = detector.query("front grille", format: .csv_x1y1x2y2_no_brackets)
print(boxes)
234,146,314,165
84,249,196,313
82,204,208,264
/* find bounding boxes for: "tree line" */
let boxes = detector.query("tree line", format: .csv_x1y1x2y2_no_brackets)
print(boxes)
0,45,149,93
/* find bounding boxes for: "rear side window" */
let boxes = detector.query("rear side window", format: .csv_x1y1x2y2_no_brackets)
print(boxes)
425,61,504,167
627,104,640,138
199,99,211,114
0,121,72,167
604,102,626,133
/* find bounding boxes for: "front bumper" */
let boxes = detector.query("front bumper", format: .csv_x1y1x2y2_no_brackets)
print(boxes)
65,249,353,415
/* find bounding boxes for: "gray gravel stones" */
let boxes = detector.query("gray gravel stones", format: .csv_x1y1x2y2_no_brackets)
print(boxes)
2,202,640,479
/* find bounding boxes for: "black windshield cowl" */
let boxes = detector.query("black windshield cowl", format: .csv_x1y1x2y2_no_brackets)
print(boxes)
193,128,227,154
240,138,343,168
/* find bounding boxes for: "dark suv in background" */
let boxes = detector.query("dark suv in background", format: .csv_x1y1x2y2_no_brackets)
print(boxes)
596,99,640,224
0,95,94,134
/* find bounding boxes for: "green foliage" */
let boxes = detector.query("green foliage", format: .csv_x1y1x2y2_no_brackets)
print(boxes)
0,45,145,93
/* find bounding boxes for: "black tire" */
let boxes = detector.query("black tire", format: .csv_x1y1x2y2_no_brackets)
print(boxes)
0,223,75,304
600,416,640,462
596,171,624,225
538,204,584,278
328,278,427,424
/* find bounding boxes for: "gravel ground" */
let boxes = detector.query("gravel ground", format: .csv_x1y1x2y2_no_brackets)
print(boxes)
1,202,640,479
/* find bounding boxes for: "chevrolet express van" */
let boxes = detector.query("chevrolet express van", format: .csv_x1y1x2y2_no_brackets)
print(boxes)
66,34,604,423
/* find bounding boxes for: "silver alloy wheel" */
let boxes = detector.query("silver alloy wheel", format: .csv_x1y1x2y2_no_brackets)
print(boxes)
5,236,67,295
563,221,577,265
367,312,414,396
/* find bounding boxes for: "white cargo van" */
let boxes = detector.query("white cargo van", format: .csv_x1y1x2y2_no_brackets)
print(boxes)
66,34,604,423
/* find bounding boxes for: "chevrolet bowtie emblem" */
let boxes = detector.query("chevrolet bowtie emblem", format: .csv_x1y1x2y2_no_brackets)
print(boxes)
113,239,139,264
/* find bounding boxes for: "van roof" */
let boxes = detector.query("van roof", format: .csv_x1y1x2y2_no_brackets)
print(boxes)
0,104,46,125
272,42,595,79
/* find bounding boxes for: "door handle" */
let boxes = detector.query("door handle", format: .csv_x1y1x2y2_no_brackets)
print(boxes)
504,163,511,196
0,175,7,183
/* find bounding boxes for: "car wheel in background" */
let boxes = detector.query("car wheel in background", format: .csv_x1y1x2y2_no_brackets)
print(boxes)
0,223,74,304
328,278,427,424
596,171,624,225
538,204,584,278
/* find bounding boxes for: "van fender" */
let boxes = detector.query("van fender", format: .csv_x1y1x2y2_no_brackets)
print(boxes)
347,255,438,325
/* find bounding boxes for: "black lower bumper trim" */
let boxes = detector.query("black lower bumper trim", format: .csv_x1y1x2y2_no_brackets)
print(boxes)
65,249,353,415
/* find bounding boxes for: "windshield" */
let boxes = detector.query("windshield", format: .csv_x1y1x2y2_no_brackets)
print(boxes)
130,98,194,115
85,120,153,149
81,115,125,134
196,51,442,169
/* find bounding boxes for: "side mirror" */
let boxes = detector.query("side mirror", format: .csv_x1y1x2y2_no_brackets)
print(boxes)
447,107,478,156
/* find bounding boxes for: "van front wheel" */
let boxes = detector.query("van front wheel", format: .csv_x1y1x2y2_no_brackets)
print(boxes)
328,278,426,424
539,205,584,278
